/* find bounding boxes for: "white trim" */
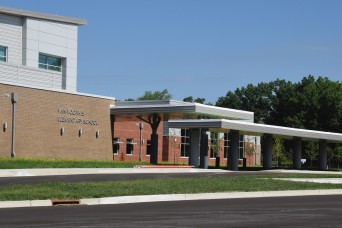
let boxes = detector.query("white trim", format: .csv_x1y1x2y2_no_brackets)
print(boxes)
0,81,115,100
168,119,342,143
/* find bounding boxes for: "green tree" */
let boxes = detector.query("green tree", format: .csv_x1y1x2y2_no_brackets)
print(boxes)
137,89,173,100
244,141,254,166
216,76,342,133
333,145,342,169
272,138,286,167
305,141,319,168
183,96,206,104
210,131,222,168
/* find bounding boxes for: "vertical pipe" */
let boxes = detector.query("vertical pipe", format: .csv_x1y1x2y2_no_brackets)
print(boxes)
11,93,18,158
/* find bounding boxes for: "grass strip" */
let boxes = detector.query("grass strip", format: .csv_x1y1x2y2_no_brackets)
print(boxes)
1,175,342,201
0,158,149,169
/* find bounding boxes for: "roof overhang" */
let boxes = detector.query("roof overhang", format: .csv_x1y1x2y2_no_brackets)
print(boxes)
168,119,342,143
0,6,87,25
111,100,254,122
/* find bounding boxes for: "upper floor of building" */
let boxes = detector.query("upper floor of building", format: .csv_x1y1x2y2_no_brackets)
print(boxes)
0,6,86,92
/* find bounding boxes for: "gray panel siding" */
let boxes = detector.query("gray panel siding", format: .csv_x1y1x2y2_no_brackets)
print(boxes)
0,14,22,65
0,62,62,90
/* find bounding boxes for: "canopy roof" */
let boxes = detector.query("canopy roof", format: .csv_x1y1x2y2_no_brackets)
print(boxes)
168,119,342,143
111,100,254,122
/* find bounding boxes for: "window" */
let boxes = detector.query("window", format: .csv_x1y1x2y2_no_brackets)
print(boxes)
180,129,190,157
223,133,244,159
146,140,151,156
223,133,229,159
239,135,244,159
126,138,134,155
39,53,62,72
0,46,7,62
113,137,122,154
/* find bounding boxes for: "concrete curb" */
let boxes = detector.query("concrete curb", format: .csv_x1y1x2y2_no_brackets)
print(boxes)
80,189,342,206
0,200,52,208
2,189,341,209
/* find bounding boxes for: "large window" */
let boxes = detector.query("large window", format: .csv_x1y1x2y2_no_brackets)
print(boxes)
39,53,62,72
223,133,244,159
126,138,134,155
113,137,122,155
0,46,7,62
146,140,151,156
180,129,190,157
223,133,229,159
239,135,244,159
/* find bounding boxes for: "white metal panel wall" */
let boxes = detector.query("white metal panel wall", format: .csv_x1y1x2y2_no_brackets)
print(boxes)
0,62,62,90
0,14,22,65
22,18,78,91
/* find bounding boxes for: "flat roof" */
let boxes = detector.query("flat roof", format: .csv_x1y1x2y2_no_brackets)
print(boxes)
0,81,115,101
168,119,342,143
111,100,254,122
0,6,87,25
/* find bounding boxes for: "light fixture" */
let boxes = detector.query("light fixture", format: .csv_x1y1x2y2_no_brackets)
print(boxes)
79,128,83,137
60,127,64,136
3,121,8,132
96,130,100,138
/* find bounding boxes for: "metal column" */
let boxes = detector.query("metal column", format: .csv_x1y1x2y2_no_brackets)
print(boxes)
263,134,273,169
319,139,328,171
189,129,200,168
293,137,302,170
228,130,239,171
200,129,208,169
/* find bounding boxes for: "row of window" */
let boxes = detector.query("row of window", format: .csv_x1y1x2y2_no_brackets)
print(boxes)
113,131,251,158
113,138,152,155
181,130,245,159
0,45,62,72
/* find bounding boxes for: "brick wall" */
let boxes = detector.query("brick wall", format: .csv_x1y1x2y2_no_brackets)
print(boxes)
0,83,114,160
113,121,164,162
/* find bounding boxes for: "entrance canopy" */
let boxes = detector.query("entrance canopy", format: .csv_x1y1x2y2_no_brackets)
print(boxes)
110,100,254,122
168,119,342,143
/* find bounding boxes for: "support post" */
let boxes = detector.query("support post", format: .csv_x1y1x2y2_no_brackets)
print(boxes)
263,134,273,169
11,93,18,158
189,129,200,168
293,137,302,170
110,115,115,160
319,139,327,171
148,114,161,165
200,129,208,169
228,130,239,171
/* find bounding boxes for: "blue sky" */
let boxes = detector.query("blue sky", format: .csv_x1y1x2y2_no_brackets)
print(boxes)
1,0,341,102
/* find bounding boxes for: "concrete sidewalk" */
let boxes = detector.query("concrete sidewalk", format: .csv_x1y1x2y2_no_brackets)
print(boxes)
0,168,230,177
1,168,341,177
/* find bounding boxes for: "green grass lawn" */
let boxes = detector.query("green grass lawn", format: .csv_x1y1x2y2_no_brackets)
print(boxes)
0,158,149,169
1,174,342,201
